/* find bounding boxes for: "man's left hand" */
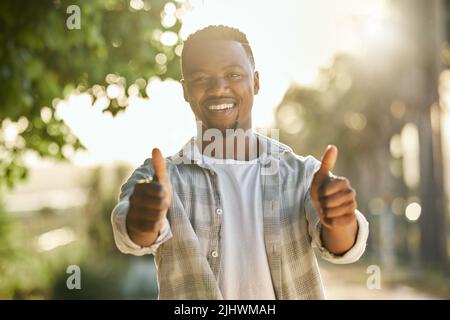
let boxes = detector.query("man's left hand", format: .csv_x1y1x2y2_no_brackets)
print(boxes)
309,145,357,229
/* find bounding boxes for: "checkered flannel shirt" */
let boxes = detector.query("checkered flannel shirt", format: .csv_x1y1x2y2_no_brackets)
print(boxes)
111,133,369,299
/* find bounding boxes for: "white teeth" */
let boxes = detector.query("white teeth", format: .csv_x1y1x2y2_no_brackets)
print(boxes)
207,103,234,110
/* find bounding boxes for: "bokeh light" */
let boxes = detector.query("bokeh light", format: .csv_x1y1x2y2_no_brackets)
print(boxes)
405,202,422,222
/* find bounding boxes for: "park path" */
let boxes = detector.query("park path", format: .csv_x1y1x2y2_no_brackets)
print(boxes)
319,262,439,300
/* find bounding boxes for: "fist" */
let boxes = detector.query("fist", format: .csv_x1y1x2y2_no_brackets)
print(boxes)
310,145,357,229
127,148,172,236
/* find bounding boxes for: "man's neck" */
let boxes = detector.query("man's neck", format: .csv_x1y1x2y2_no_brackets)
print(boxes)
196,127,260,161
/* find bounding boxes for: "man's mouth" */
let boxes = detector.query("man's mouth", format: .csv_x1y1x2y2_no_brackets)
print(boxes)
201,100,240,129
206,103,236,111
203,98,238,113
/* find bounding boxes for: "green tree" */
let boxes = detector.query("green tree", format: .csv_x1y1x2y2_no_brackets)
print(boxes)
275,0,449,271
275,54,410,266
0,0,183,297
0,0,183,189
409,0,448,269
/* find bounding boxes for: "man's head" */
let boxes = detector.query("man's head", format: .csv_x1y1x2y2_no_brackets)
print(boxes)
180,25,259,133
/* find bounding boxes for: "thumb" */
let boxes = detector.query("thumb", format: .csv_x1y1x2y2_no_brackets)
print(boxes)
316,145,338,177
151,148,168,183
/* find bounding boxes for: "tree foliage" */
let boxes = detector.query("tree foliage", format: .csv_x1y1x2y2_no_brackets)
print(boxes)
0,0,183,188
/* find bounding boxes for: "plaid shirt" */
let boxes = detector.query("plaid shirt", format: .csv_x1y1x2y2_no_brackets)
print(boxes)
111,133,369,299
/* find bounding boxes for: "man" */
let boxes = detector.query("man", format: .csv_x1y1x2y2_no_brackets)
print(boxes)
111,25,369,299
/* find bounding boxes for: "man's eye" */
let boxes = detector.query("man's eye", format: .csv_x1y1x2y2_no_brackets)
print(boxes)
228,73,242,78
193,77,209,83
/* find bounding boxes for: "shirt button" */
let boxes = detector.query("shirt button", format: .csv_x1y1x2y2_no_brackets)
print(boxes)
211,251,219,258
216,208,222,215
209,169,215,176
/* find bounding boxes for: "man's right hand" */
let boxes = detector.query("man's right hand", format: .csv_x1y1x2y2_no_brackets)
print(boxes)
126,148,172,247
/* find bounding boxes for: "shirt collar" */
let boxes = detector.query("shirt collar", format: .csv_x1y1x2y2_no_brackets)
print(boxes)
169,131,293,168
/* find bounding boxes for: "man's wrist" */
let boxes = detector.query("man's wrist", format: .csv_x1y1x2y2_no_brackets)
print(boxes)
126,217,165,247
320,217,358,255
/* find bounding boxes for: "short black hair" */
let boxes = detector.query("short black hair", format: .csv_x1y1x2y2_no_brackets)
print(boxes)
181,25,255,76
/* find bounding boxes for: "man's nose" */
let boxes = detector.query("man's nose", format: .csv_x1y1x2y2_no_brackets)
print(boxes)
207,77,230,94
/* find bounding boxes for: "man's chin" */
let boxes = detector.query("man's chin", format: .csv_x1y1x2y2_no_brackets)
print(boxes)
200,119,239,134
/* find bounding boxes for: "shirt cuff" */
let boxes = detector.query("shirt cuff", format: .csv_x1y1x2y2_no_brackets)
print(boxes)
111,200,172,256
314,209,369,264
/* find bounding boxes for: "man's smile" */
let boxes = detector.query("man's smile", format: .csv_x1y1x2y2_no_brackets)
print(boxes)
203,97,238,114
207,103,235,111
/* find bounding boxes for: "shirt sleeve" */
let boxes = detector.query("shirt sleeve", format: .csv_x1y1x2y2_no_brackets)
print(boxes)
303,155,369,264
110,158,173,256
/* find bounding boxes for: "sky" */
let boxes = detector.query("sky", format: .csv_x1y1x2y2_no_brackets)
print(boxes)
40,0,450,185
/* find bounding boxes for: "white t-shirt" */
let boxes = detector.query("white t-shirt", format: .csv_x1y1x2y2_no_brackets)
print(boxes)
201,155,276,300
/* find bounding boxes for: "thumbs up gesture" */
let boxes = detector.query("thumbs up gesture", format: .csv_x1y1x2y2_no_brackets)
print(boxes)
310,145,357,229
126,148,172,247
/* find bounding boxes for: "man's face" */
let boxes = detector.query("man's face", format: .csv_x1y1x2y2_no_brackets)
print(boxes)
181,40,259,133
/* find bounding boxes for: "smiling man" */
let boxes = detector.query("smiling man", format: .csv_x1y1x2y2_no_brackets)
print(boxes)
111,25,369,299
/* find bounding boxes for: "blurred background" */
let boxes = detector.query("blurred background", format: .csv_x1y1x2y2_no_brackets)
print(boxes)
0,0,449,299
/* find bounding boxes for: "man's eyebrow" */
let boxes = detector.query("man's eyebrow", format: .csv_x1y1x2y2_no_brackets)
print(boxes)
186,68,207,76
186,64,247,76
223,64,246,70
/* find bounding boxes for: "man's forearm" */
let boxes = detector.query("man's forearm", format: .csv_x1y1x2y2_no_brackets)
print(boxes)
321,219,358,255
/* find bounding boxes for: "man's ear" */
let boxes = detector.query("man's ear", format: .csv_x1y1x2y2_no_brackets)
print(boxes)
253,71,260,95
180,79,189,102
